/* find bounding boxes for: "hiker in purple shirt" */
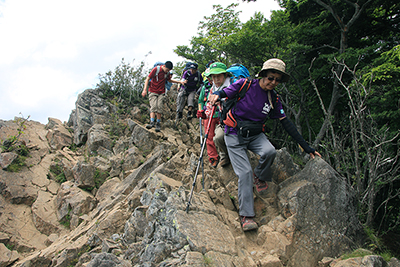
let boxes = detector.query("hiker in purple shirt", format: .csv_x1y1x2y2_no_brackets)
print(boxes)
209,58,321,232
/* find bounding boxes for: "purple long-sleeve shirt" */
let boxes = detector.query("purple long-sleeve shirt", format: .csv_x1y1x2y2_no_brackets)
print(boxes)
223,78,286,134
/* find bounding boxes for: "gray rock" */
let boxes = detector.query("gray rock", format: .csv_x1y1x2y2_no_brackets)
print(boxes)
72,161,96,189
56,181,97,225
278,157,363,266
0,152,18,169
72,89,111,145
389,257,400,267
0,243,19,267
331,255,387,267
87,124,113,154
45,117,73,150
87,252,131,267
130,125,156,153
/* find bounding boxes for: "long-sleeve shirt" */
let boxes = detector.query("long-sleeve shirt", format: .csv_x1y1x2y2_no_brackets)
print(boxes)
182,70,203,92
221,78,286,134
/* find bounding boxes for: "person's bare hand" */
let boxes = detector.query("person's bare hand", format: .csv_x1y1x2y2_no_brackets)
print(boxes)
209,94,219,106
310,151,322,159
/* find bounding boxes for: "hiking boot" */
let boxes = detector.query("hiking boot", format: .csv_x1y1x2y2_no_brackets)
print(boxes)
210,158,219,168
219,157,230,167
254,173,269,196
240,216,258,231
155,122,161,132
146,121,155,129
187,110,192,120
176,112,183,120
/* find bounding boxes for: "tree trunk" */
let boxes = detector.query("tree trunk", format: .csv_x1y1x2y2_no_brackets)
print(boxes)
312,0,372,147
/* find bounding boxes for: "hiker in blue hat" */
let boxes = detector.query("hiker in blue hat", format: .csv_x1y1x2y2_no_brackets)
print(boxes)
209,58,321,231
177,63,203,120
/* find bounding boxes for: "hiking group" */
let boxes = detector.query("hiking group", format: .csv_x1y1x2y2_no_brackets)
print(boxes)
142,59,321,231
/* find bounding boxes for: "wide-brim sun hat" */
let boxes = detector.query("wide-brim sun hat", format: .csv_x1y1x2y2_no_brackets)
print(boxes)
257,58,290,83
206,62,231,77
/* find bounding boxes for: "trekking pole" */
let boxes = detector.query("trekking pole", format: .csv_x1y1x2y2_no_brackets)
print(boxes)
186,105,216,213
199,118,205,190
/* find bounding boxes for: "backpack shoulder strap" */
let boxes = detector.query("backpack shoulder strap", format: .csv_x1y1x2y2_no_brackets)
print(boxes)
237,78,251,101
231,78,252,114
270,90,279,109
268,91,273,109
155,65,161,81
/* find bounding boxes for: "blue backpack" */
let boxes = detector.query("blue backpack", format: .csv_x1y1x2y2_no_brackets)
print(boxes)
227,64,250,83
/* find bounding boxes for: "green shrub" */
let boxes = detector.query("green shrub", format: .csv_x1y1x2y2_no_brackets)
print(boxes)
60,207,72,229
96,58,148,106
94,168,109,189
49,163,67,184
1,115,31,172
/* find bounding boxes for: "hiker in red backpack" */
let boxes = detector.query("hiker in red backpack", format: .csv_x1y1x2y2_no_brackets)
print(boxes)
142,61,182,132
209,58,321,231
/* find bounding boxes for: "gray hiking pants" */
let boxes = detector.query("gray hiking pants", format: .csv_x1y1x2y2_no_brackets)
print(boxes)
176,88,195,113
225,133,276,217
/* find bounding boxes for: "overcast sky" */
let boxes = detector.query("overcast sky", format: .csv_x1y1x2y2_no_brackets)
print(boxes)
0,0,282,124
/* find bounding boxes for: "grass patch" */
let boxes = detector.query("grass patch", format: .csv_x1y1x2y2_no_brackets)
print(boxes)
341,248,393,262
341,248,373,260
203,255,213,266
94,168,109,189
60,207,72,229
5,243,14,251
6,155,27,172
49,163,66,184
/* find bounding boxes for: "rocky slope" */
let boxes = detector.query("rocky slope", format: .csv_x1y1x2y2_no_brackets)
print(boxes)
0,88,398,267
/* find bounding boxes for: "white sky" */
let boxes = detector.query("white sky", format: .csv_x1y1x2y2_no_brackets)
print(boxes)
0,0,282,124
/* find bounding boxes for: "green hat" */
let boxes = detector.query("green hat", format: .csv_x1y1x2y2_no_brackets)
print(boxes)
206,62,230,76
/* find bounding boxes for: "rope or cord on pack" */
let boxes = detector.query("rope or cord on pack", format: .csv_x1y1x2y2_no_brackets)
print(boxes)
280,117,315,154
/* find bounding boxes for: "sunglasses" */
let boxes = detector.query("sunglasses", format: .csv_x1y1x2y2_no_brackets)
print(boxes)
265,76,282,83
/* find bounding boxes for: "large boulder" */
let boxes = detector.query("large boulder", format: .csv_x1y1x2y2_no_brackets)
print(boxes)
45,117,73,150
277,157,363,266
32,190,65,236
130,124,157,153
56,181,98,230
72,161,96,189
72,89,112,145
87,124,113,155
0,243,19,267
